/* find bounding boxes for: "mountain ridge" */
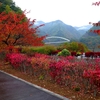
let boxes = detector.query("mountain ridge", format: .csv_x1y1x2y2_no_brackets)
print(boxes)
36,20,82,41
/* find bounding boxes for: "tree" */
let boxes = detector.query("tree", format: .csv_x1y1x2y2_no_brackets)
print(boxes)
89,1,100,35
5,5,12,13
0,11,46,51
0,0,22,13
58,42,89,52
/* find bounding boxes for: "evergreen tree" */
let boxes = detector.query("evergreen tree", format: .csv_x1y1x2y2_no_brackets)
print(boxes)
0,0,22,13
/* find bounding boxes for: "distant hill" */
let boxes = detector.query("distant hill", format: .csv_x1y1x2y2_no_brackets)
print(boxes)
34,20,100,48
35,21,45,25
74,25,92,36
75,25,92,30
80,23,100,51
81,24,100,37
36,20,81,41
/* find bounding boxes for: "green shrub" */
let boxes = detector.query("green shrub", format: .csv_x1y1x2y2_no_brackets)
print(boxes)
36,47,46,54
57,49,70,56
21,46,31,53
43,45,57,55
30,45,57,55
21,46,35,56
76,51,81,56
19,45,57,55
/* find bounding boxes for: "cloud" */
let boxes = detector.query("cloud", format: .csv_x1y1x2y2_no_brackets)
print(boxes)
13,0,100,26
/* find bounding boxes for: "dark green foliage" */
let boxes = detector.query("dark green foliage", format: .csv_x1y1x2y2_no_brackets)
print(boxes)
0,0,22,13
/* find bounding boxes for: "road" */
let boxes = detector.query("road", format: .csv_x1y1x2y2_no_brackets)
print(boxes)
0,71,69,100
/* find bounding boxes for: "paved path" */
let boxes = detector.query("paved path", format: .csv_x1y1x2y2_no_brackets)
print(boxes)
0,71,69,100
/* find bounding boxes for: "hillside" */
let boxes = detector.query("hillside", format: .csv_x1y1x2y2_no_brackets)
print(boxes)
80,23,100,51
36,20,81,42
74,25,92,36
35,20,99,48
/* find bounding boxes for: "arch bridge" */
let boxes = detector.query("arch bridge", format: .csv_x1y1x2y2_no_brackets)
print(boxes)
45,36,70,44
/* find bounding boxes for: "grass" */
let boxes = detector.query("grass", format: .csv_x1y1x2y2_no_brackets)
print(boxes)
0,59,100,100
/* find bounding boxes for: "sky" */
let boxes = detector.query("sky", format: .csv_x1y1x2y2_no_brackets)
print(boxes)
13,0,100,27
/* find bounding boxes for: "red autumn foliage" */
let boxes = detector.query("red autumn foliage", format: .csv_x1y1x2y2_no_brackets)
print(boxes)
89,1,100,35
5,52,100,96
92,1,100,6
85,52,100,58
0,11,46,50
71,52,77,56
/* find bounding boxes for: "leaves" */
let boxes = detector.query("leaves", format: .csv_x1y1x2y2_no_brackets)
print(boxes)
5,52,100,96
92,1,100,6
90,2,100,35
0,11,46,51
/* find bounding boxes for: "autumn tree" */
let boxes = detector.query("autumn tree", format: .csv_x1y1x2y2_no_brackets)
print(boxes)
89,1,100,35
0,11,46,51
87,1,100,51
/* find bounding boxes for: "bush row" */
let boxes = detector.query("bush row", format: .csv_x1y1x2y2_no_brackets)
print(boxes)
5,53,100,96
85,52,100,58
7,46,100,58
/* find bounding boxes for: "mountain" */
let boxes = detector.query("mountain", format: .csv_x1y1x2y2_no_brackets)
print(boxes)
75,25,92,30
74,25,92,36
37,20,81,41
35,21,45,25
82,24,100,37
34,20,100,49
80,23,100,51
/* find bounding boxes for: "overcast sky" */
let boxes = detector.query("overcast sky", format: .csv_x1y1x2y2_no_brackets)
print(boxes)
13,0,100,26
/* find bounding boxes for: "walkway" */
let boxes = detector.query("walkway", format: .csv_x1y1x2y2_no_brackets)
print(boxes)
0,71,69,100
